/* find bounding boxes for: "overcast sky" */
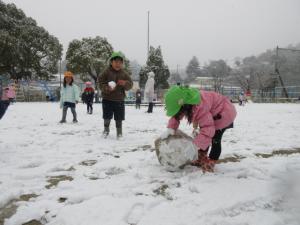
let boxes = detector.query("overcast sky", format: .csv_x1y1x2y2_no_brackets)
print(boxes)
4,0,300,70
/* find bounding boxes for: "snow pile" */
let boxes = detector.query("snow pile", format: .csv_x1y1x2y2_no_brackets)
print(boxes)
155,130,198,171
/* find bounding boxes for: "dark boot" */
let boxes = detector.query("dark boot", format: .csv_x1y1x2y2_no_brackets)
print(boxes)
71,107,78,123
103,119,110,138
147,102,153,113
116,120,122,139
60,106,67,123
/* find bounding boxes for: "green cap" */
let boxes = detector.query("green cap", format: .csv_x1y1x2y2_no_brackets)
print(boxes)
110,51,124,61
164,86,201,117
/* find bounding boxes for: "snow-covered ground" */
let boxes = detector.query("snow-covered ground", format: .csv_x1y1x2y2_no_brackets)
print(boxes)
1,102,300,225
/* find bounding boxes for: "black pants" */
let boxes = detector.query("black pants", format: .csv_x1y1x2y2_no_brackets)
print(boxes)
102,99,125,121
147,102,154,113
208,123,234,160
0,100,10,120
136,99,141,109
86,102,93,113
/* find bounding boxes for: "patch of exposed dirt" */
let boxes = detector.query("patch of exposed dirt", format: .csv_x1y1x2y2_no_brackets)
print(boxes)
255,148,300,158
126,145,154,153
218,154,246,164
105,167,125,176
58,197,67,203
22,219,43,225
79,160,97,166
65,166,75,171
153,184,173,200
45,175,73,189
218,148,300,163
0,194,39,225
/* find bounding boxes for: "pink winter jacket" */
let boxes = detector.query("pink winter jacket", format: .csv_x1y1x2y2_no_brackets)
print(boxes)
1,89,9,101
6,87,16,99
167,90,237,150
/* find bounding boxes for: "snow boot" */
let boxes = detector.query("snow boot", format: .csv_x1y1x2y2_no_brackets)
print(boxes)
71,107,77,123
116,120,123,139
116,127,122,139
201,157,216,173
103,119,110,138
60,107,67,123
191,149,208,167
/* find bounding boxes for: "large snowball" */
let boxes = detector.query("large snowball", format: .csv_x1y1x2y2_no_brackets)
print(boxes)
155,130,198,171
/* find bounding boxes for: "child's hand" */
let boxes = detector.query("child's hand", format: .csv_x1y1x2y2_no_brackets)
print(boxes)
107,86,114,92
192,128,200,138
117,80,126,86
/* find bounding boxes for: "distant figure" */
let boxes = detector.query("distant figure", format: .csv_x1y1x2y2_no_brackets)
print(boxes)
6,85,16,103
94,90,100,103
135,89,142,109
59,71,80,123
238,92,246,106
0,87,10,120
82,81,95,114
144,71,155,113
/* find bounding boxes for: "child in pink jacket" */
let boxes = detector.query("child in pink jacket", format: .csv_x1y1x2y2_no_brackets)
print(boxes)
164,86,237,172
0,87,10,120
6,86,16,102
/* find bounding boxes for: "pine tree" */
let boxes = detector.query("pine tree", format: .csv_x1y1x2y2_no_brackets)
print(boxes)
139,46,170,90
129,60,141,81
185,56,201,84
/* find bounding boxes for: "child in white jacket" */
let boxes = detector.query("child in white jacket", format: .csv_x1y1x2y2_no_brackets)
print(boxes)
144,71,155,113
60,71,80,123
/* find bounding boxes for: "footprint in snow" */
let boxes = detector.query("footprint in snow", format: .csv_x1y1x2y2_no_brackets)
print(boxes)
125,203,145,225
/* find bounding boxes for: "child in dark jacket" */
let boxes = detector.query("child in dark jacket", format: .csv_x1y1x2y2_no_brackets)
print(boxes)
98,51,133,138
82,81,95,114
135,89,142,109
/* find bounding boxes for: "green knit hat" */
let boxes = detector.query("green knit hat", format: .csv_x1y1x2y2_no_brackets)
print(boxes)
164,86,201,117
109,51,124,61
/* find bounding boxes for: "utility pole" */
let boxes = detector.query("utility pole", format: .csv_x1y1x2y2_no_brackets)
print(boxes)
59,59,62,89
147,11,150,59
275,46,300,99
274,46,288,98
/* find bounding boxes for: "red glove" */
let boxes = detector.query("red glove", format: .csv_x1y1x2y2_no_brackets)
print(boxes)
117,80,127,86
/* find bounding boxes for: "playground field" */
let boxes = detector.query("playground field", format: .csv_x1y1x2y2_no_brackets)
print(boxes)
1,103,300,225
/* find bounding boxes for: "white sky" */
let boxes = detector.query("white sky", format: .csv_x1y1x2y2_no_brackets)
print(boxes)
3,0,300,70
